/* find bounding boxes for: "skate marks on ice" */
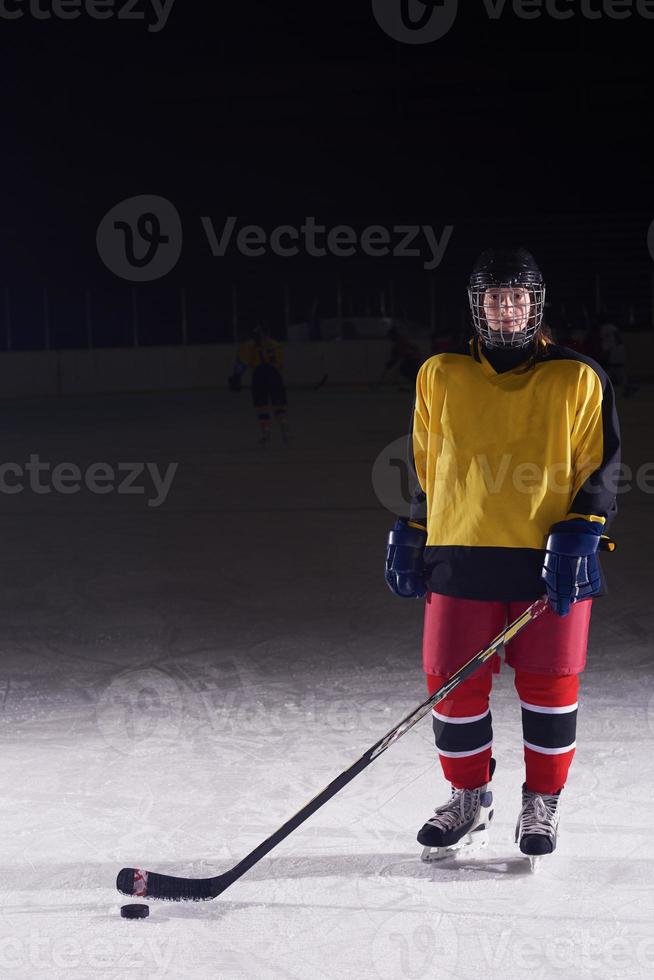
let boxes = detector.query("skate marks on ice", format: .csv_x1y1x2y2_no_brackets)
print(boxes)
0,389,652,978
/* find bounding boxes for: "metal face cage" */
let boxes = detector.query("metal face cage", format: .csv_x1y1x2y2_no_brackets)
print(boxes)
468,281,546,349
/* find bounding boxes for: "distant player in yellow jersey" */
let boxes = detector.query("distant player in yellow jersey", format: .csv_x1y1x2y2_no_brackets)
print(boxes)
228,325,289,446
385,247,621,869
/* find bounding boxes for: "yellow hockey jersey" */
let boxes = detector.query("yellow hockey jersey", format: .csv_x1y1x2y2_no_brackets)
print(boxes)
237,336,283,372
408,337,621,600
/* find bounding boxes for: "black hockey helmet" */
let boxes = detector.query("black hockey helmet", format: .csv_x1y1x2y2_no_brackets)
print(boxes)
468,247,546,349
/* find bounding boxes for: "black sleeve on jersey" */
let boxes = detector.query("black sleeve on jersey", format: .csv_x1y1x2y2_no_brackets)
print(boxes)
548,346,622,529
406,396,427,526
571,371,621,528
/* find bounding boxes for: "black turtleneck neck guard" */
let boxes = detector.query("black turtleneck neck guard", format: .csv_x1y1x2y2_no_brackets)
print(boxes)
481,341,536,374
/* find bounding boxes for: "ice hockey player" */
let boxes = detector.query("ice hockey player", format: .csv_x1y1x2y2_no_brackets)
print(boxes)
228,324,290,446
385,248,621,870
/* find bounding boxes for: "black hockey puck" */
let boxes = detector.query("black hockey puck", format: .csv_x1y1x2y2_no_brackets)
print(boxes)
120,904,149,920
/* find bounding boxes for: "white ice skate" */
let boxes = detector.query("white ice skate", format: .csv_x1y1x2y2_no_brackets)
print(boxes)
515,783,562,873
418,759,495,862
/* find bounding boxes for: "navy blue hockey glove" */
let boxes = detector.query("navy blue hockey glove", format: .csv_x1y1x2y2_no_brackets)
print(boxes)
385,519,427,599
542,518,603,617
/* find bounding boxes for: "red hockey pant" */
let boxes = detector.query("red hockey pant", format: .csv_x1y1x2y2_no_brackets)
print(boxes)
426,668,579,794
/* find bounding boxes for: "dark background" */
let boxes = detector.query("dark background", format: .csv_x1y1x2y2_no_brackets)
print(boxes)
2,0,653,348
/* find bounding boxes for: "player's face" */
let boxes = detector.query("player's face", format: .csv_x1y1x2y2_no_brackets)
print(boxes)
482,287,531,334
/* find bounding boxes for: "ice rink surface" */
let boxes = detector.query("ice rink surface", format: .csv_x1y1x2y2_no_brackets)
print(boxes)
0,381,652,979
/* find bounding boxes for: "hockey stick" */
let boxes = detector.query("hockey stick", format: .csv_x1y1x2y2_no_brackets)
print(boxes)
116,595,549,901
